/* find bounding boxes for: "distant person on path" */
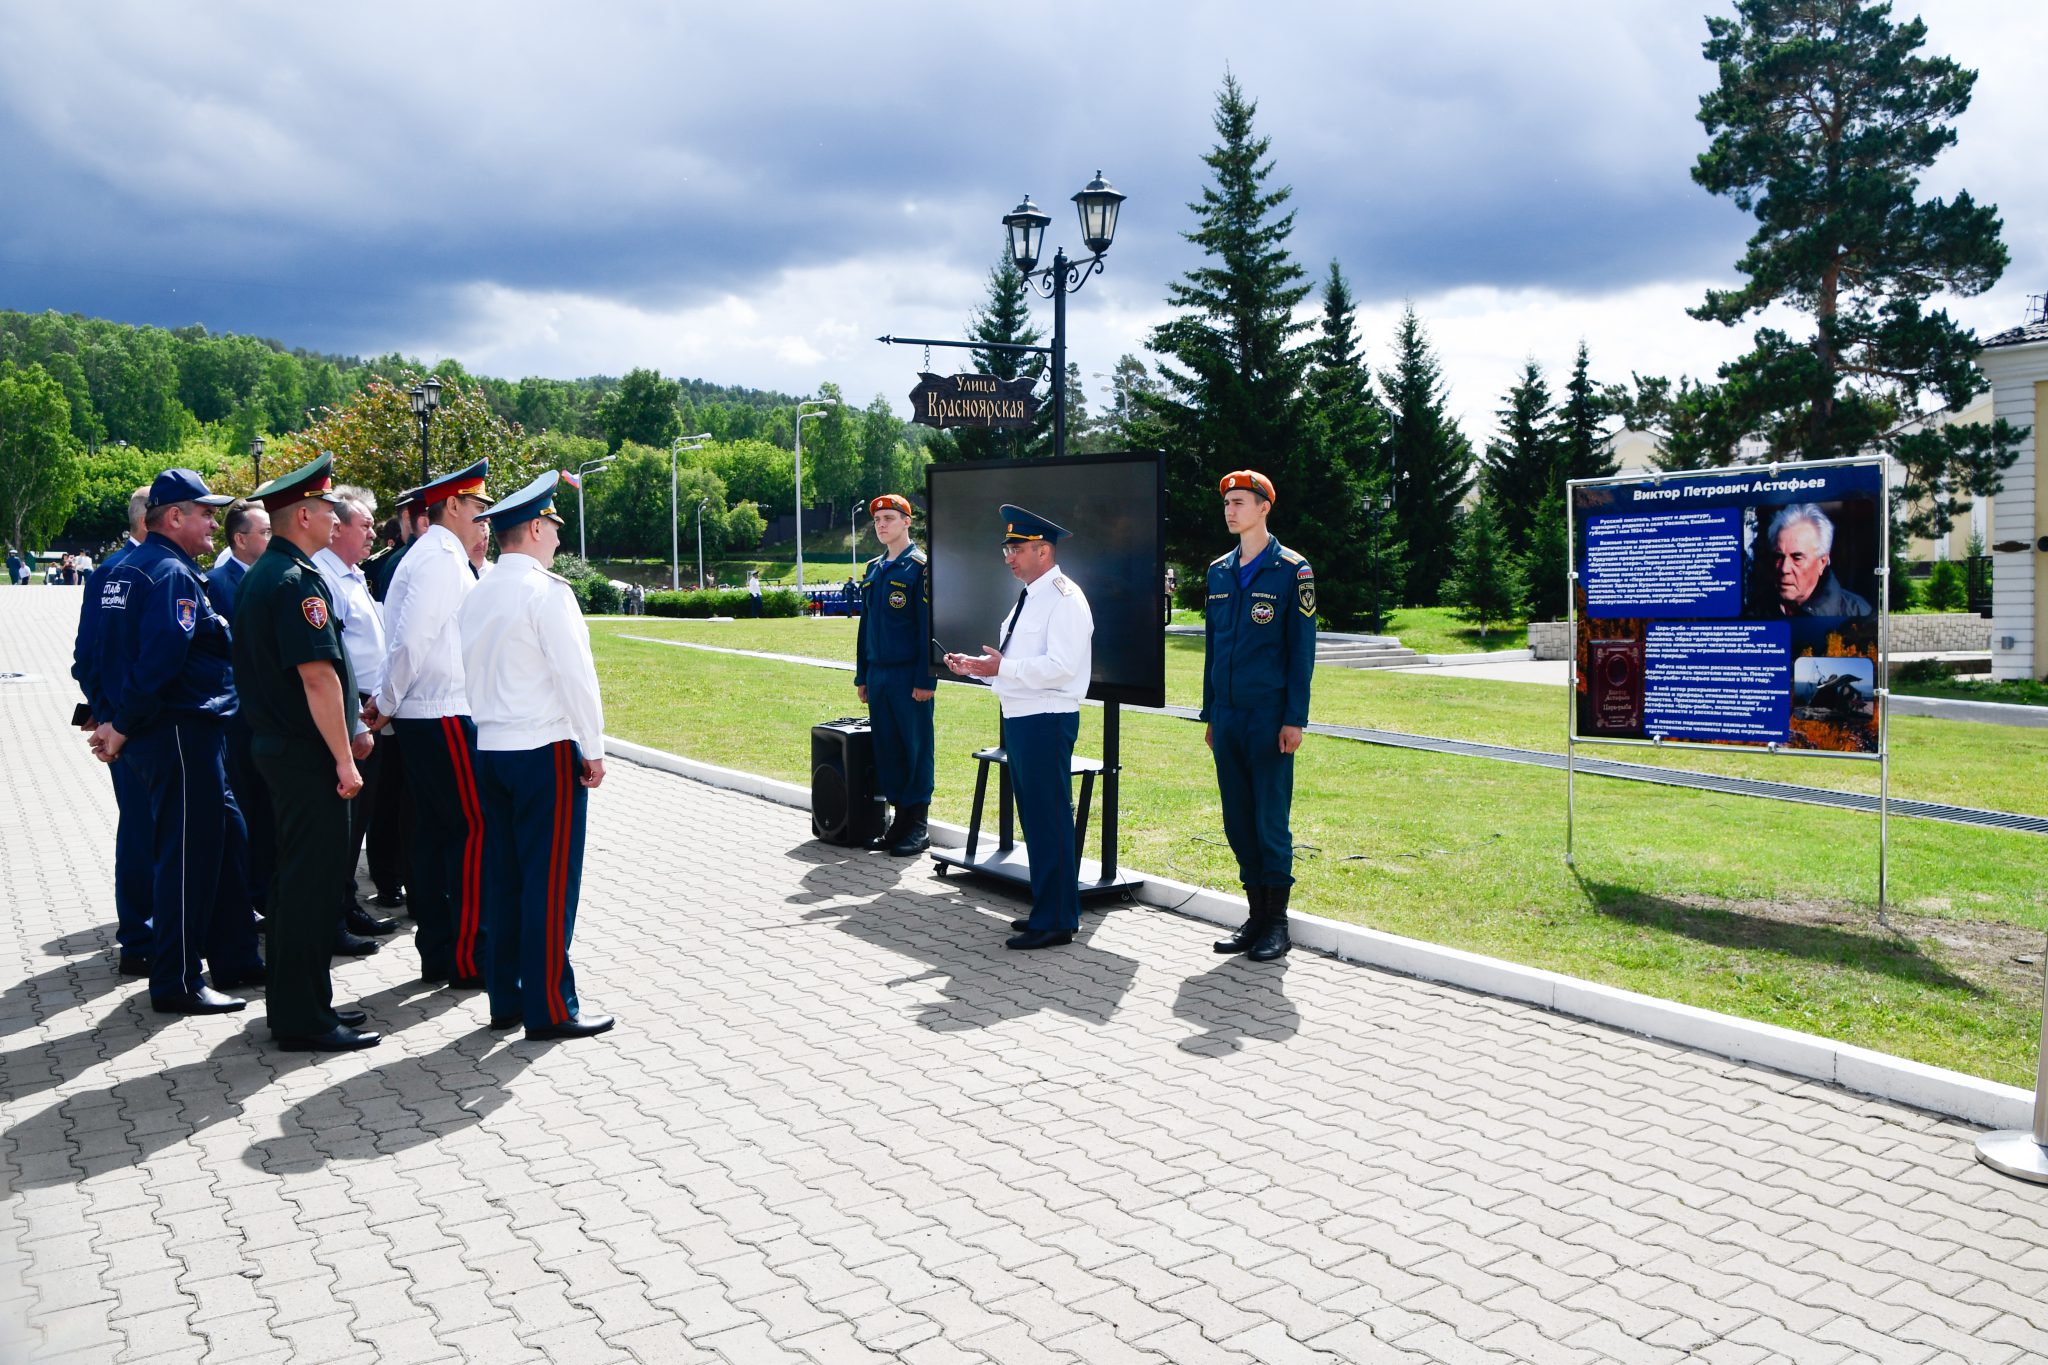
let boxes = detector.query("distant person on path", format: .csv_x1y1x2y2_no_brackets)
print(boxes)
944,505,1093,950
747,568,763,617
236,453,380,1052
373,459,493,990
70,486,156,973
6,547,23,585
1201,470,1315,962
854,494,935,856
458,471,613,1041
1756,503,1873,619
88,469,265,1014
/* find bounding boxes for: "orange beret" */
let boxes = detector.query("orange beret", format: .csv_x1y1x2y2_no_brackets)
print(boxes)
1219,469,1275,503
869,494,912,518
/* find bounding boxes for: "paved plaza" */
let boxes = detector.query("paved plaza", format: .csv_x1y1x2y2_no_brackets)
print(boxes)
3,588,2046,1364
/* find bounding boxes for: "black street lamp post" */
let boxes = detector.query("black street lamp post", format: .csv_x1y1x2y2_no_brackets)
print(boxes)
408,376,443,484
250,434,264,486
1002,172,1125,460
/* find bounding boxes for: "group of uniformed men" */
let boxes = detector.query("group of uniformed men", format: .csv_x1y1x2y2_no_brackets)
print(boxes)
863,469,1315,960
74,454,612,1052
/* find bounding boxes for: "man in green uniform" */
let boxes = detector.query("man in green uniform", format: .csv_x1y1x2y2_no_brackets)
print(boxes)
234,452,380,1052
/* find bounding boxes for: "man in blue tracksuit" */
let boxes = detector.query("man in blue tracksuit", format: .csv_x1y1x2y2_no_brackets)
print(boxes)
73,485,155,974
854,493,936,855
91,469,265,1014
1201,469,1315,961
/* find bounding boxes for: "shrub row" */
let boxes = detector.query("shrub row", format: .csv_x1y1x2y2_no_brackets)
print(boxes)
645,588,804,618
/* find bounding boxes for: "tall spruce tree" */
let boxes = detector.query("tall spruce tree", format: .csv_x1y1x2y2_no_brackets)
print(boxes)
1683,0,2019,537
1300,261,1395,623
1379,306,1472,606
942,250,1048,463
1480,360,1557,559
1553,342,1618,484
1146,73,1312,569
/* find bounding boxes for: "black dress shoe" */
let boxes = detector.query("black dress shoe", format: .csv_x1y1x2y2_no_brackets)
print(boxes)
421,969,450,984
152,987,248,1015
1005,929,1074,950
372,890,407,908
331,932,380,958
488,1015,520,1030
118,956,152,977
344,905,399,936
525,1014,614,1041
335,1009,368,1027
275,1025,381,1052
212,965,267,989
447,975,485,990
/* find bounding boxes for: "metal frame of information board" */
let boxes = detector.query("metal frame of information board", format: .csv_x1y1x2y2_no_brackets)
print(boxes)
1564,455,1891,912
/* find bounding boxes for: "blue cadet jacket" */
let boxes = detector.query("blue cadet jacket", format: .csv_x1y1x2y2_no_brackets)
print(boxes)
95,533,238,737
1200,537,1316,727
71,539,142,719
855,543,936,685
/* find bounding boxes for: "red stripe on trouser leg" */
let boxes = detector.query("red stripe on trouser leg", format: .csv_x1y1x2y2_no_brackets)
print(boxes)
547,741,571,1024
443,716,485,978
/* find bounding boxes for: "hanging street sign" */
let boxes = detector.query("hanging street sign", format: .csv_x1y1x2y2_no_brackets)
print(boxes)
908,371,1040,431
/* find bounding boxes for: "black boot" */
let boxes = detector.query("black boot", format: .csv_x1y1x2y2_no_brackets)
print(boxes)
864,806,900,851
1213,886,1265,954
1247,885,1292,961
888,804,931,856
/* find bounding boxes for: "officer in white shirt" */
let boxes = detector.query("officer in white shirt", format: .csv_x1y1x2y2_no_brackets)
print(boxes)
458,471,613,1041
944,505,1093,949
315,486,401,941
368,458,492,988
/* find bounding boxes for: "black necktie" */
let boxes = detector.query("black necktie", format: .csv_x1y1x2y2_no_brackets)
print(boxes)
999,588,1028,653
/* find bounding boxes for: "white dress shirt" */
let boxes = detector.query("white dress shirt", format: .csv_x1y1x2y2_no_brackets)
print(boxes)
313,546,388,700
991,567,1093,717
457,552,606,757
378,523,475,719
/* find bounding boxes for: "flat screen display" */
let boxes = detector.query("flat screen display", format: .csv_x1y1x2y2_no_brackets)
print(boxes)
925,452,1166,708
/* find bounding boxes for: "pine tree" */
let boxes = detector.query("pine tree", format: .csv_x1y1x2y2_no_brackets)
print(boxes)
1553,342,1617,484
1146,73,1312,569
1480,360,1557,558
1445,496,1525,639
1099,355,1166,452
1298,261,1394,623
943,250,1048,463
1517,490,1570,622
1379,306,1473,606
1685,0,2020,538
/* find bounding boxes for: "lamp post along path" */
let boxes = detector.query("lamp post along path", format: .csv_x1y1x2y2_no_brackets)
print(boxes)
696,497,710,593
575,455,614,563
793,399,836,592
408,376,442,485
669,433,711,592
1003,173,1124,461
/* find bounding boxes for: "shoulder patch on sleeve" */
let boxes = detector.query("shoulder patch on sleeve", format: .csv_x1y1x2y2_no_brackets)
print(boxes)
301,596,329,629
1295,561,1315,579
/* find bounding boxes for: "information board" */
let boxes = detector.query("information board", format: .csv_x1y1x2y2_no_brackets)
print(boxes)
1569,459,1886,753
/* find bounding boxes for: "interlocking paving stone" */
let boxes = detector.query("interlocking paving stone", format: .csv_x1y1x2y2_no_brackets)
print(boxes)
4,586,2046,1363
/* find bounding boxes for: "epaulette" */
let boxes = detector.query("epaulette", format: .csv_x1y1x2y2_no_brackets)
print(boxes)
1210,549,1234,568
1277,547,1305,565
906,547,927,564
542,569,572,586
1054,576,1077,598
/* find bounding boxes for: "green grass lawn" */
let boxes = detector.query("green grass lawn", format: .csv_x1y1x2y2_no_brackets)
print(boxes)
1378,606,1529,654
1893,674,2048,709
591,618,2047,1086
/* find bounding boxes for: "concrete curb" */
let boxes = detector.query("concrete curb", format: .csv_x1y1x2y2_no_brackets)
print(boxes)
605,735,2033,1131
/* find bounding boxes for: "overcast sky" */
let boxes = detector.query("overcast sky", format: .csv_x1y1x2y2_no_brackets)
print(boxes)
2,2,2042,435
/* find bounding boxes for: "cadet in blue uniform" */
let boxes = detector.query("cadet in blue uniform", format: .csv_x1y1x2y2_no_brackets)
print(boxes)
72,486,154,974
1201,470,1315,961
944,506,1094,950
89,470,265,1013
458,472,614,1041
854,493,936,855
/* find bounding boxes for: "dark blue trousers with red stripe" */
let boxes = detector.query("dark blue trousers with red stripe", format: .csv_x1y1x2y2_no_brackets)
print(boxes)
393,715,487,980
475,741,587,1029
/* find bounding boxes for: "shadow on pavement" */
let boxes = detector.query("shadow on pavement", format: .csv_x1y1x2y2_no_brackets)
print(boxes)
0,954,135,1041
823,888,1138,1030
1172,956,1300,1055
0,991,158,1105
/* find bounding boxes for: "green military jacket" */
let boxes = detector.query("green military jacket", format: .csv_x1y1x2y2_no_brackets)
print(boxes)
232,538,355,753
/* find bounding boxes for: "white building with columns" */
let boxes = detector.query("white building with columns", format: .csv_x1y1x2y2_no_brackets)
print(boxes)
1973,317,2048,681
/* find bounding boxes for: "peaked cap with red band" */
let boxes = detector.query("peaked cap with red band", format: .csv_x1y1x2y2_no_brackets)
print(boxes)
415,457,492,508
1218,469,1276,503
250,451,344,513
868,493,913,519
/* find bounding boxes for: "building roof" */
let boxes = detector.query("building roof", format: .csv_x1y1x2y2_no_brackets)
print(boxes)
1981,320,2048,350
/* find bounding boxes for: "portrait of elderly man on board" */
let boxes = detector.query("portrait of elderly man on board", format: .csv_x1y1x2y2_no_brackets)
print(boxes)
1748,502,1874,620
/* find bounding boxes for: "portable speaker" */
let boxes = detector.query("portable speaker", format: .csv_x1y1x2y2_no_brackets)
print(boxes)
812,718,887,845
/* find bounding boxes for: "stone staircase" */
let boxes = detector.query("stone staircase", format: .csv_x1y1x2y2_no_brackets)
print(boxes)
1315,633,1420,669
